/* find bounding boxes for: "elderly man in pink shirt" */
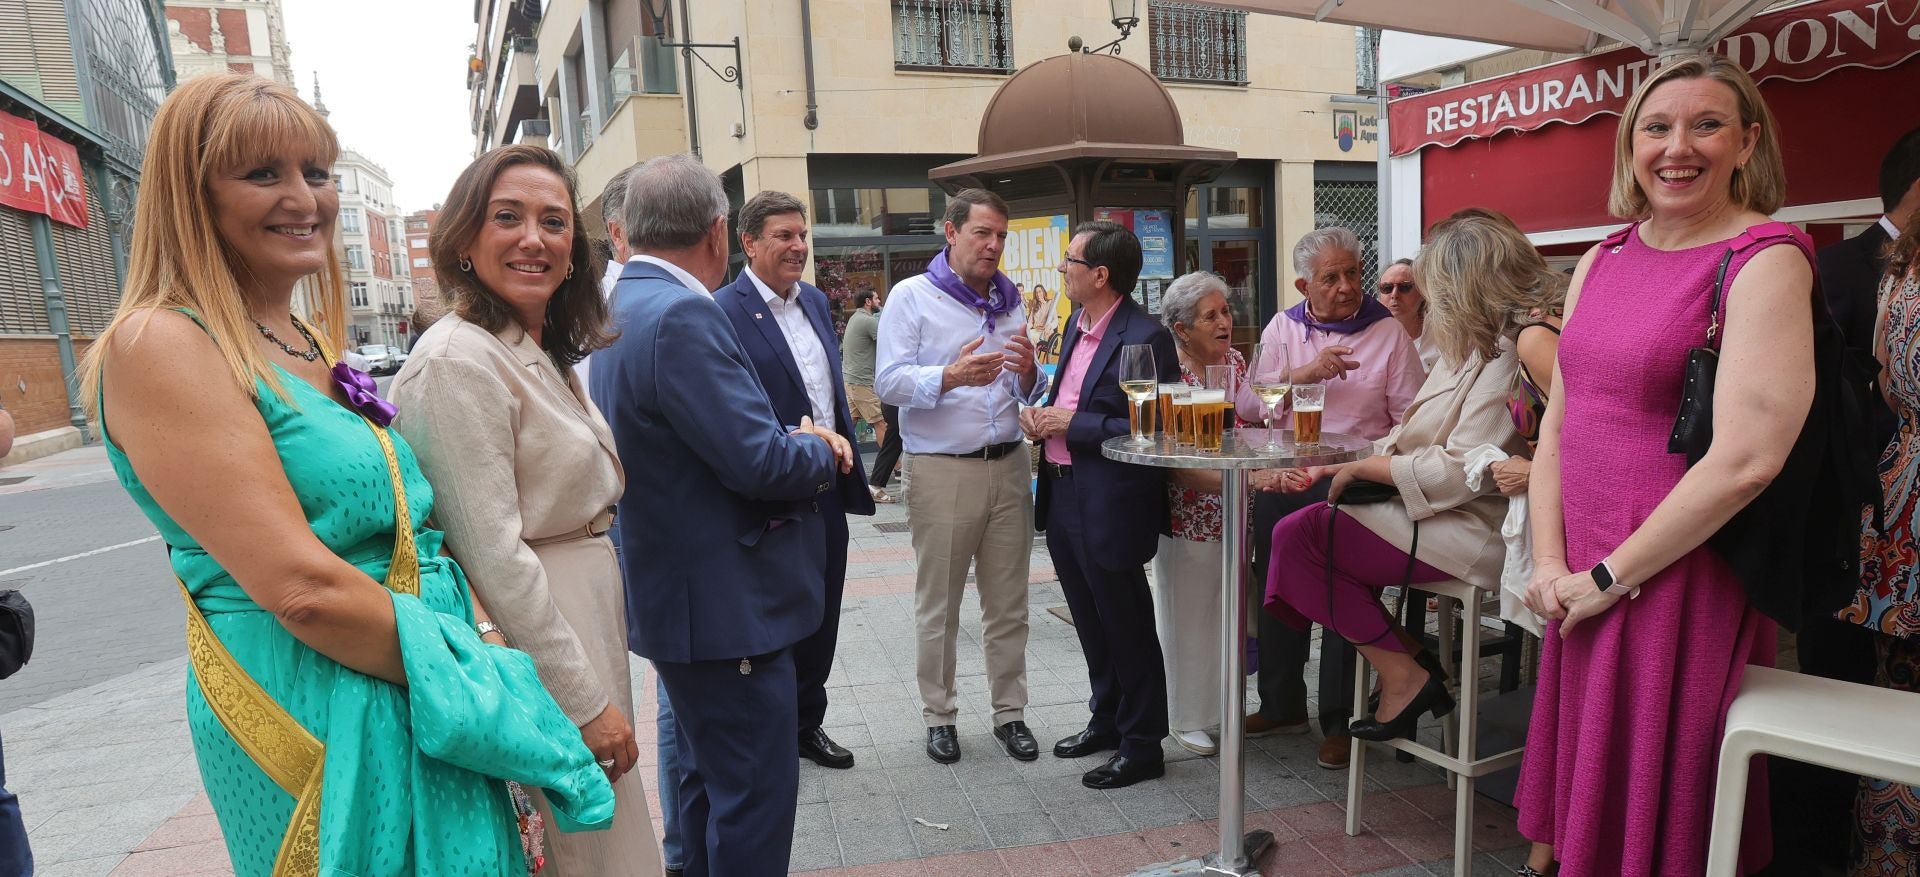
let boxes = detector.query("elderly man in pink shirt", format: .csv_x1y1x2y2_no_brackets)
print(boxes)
1246,226,1426,770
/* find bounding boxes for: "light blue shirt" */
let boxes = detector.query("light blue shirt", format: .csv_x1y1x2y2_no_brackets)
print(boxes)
875,272,1048,454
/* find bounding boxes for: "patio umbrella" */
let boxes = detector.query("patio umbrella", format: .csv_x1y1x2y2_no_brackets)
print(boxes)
1187,0,1786,55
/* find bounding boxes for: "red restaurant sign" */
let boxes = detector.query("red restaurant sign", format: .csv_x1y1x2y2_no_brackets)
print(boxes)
0,109,89,228
1388,0,1920,156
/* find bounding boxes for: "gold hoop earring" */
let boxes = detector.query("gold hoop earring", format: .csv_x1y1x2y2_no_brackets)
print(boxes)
459,256,472,272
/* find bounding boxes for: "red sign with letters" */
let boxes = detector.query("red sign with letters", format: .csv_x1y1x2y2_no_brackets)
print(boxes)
0,109,89,228
1388,0,1920,156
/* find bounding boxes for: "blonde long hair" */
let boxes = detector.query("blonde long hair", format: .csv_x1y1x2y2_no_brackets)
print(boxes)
1418,215,1566,368
80,73,346,409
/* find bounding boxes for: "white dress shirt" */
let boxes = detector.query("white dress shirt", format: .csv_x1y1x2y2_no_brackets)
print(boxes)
875,272,1047,454
1882,216,1902,240
745,266,836,433
573,258,627,387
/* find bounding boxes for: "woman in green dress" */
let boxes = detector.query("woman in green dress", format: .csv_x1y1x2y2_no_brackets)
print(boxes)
79,73,614,876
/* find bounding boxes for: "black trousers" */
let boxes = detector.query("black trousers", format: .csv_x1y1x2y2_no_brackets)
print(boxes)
1251,483,1359,735
1046,469,1169,761
793,490,849,732
869,403,903,489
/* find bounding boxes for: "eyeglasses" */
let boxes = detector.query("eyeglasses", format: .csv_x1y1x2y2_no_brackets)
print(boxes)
1062,256,1093,269
1377,281,1416,296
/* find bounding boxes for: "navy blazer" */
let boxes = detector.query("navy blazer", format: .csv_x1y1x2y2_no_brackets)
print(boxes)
1033,296,1181,570
717,272,876,516
588,260,838,663
1818,222,1897,448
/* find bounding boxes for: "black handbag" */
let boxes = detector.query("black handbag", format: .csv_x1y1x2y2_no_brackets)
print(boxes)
0,589,34,679
1668,249,1735,460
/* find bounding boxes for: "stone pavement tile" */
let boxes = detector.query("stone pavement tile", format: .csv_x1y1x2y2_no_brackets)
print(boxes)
839,821,920,867
884,762,959,794
1375,815,1456,863
874,740,933,769
1418,852,1511,876
1352,790,1437,835
979,810,1063,848
1244,766,1329,811
34,855,123,877
1065,833,1162,874
129,813,221,852
1137,819,1218,862
908,814,992,857
1352,866,1439,877
106,841,232,876
790,803,844,872
1177,788,1261,821
1257,835,1342,877
995,841,1087,876
797,770,829,805
918,849,1007,875
1273,799,1349,839
1107,786,1199,831
1306,830,1415,874
965,781,1041,814
831,794,907,832
897,789,973,824
823,763,893,800
822,724,876,751
1046,800,1130,840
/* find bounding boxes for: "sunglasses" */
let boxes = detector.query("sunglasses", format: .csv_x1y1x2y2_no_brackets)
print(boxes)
1376,281,1417,295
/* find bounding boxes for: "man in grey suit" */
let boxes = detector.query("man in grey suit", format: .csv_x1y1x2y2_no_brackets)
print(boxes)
588,153,852,877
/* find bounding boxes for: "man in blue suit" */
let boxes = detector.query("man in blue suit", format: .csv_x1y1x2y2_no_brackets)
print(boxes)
588,153,852,877
1022,220,1181,789
717,190,876,771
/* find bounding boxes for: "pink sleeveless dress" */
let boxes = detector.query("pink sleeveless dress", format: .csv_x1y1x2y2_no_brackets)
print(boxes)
1515,223,1801,876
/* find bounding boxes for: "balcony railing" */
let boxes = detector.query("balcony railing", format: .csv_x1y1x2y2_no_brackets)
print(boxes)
1149,1,1249,86
1355,27,1381,94
892,0,1014,74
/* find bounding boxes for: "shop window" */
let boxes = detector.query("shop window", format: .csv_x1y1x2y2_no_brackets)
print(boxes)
892,0,1014,73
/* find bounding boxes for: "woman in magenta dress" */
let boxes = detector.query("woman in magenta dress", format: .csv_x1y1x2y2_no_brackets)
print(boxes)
1517,55,1815,877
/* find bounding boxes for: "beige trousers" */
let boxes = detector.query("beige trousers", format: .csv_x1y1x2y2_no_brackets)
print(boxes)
906,451,1032,726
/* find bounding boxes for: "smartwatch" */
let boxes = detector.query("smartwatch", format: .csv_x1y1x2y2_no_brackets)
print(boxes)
1591,560,1636,597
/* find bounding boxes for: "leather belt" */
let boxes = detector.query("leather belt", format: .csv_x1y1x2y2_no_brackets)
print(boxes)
928,440,1025,461
1045,461,1073,479
527,507,616,547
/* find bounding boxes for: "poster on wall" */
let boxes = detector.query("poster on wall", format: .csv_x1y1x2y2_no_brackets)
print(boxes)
1003,214,1072,368
0,111,88,228
1093,208,1174,312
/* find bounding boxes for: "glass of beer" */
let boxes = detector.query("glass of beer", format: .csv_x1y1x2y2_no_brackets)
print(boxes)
1293,382,1326,447
1119,344,1158,447
1171,386,1197,448
1191,388,1228,453
1249,341,1292,453
1156,382,1183,439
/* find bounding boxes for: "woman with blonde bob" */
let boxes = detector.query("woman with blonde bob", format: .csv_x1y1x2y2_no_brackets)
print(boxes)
82,73,613,875
1516,54,1813,876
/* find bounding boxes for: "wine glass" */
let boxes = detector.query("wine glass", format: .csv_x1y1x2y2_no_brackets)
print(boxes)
1249,342,1292,452
1119,344,1158,447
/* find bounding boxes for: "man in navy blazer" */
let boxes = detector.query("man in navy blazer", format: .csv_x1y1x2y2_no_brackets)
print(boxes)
587,154,852,877
1022,220,1181,789
717,190,877,772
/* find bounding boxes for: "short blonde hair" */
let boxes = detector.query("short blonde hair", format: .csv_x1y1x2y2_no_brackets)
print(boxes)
1609,53,1785,219
1416,216,1566,368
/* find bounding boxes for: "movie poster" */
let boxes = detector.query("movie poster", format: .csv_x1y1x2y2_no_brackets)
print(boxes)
1003,214,1072,368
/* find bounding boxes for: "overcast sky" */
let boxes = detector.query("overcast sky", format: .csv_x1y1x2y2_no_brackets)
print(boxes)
282,0,475,213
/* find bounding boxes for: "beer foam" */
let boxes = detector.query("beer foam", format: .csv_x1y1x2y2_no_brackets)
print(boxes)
1190,389,1227,404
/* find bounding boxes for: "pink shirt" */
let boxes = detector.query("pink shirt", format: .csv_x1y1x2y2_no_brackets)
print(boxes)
1253,313,1426,442
1045,300,1123,466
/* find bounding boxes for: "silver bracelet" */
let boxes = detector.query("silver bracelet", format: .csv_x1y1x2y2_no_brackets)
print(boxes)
476,621,506,643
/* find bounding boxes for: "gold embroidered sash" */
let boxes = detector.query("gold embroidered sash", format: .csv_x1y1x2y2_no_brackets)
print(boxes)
178,319,418,876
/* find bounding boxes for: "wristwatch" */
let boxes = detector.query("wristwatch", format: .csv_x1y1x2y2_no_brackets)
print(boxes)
476,621,506,642
1591,560,1637,598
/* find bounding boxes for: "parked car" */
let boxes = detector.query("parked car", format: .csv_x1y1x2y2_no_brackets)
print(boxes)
353,344,397,375
384,346,409,371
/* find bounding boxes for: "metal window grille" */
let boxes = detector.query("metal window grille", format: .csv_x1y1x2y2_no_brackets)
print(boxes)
892,0,1014,74
1313,181,1380,282
0,208,50,335
1355,27,1382,94
1149,2,1248,86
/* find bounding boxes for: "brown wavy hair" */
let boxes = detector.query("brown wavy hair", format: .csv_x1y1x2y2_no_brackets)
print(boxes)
431,145,611,366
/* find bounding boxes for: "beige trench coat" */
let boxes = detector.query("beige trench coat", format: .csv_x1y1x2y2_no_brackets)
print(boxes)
392,315,661,876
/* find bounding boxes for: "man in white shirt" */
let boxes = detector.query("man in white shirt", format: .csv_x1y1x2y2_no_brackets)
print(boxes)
875,188,1044,765
576,163,640,388
714,190,876,772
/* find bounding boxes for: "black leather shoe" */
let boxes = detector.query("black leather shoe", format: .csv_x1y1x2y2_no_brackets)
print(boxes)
799,726,855,769
1053,727,1121,759
1349,664,1456,742
993,720,1039,761
1081,753,1165,789
926,725,960,764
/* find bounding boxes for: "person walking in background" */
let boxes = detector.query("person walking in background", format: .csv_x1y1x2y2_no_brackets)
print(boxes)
843,289,898,503
1517,55,1813,877
1026,221,1180,788
875,188,1045,766
389,144,661,876
1246,226,1426,770
589,153,850,877
717,190,876,771
81,73,613,875
1377,258,1440,371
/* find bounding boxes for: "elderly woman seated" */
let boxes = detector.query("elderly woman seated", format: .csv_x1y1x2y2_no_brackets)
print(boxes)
1263,214,1559,742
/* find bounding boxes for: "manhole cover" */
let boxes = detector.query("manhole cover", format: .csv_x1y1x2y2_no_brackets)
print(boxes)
0,477,28,487
872,522,911,533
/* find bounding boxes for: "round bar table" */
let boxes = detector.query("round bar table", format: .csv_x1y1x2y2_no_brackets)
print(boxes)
1103,429,1370,876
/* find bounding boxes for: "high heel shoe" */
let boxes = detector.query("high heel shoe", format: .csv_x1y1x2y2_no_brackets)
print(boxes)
1348,658,1455,742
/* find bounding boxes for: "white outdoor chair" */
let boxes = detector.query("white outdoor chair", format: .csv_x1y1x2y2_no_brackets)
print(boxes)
1706,663,1920,875
1345,578,1526,877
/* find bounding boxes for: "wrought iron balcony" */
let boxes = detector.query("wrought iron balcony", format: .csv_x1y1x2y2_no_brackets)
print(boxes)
892,0,1014,74
1149,1,1249,86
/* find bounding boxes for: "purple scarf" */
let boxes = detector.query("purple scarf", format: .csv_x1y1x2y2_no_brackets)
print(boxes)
1284,296,1393,336
925,247,1021,333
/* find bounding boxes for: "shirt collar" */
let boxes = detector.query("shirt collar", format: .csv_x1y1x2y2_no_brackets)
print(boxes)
1881,216,1902,239
744,265,795,307
628,254,710,297
1077,295,1124,340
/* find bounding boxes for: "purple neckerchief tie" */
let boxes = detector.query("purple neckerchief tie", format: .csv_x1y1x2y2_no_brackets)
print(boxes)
925,247,1020,333
331,362,398,427
1284,296,1392,336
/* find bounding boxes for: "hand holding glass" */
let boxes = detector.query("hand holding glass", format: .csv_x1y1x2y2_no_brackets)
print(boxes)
1119,344,1158,447
1249,342,1291,452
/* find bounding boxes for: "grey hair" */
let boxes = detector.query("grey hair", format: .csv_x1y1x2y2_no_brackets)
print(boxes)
1292,226,1362,279
623,152,730,251
1160,271,1230,337
600,162,641,230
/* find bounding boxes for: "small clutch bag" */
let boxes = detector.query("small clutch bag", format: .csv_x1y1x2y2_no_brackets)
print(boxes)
1669,249,1736,464
1336,479,1400,506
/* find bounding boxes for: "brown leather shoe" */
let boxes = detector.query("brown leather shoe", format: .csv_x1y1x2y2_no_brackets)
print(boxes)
1317,734,1352,769
1244,713,1311,738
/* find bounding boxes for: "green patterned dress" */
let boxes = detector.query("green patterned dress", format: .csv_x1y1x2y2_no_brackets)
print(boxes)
103,356,614,876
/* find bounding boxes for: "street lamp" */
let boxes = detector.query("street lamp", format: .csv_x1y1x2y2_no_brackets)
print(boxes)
1069,0,1141,55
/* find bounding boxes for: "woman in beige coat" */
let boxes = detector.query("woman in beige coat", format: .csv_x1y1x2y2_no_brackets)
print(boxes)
391,144,661,875
1263,214,1555,745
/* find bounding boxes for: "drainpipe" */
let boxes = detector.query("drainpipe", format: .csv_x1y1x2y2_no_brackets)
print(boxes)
677,0,701,158
800,0,819,130
31,213,89,439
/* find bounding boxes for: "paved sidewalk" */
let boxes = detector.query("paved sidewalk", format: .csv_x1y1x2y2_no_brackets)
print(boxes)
6,472,1529,876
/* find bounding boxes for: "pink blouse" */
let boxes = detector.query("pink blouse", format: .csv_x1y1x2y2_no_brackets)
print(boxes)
1252,314,1426,442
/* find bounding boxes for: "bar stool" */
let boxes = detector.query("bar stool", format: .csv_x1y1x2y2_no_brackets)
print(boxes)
1344,578,1526,877
1706,664,1920,875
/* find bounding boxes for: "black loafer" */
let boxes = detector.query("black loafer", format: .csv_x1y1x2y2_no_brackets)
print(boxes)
799,726,855,769
993,720,1039,761
1081,753,1165,789
926,724,960,764
1053,727,1121,759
